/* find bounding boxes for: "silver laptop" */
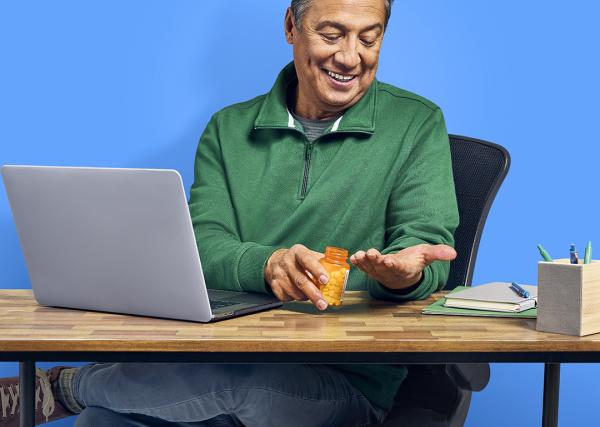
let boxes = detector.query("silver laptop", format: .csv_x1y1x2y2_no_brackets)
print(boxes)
1,165,282,322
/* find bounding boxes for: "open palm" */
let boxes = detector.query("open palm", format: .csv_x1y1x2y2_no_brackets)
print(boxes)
350,244,457,290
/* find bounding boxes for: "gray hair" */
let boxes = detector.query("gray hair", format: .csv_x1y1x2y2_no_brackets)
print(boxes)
290,0,394,30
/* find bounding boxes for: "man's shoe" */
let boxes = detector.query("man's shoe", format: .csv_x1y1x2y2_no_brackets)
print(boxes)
0,366,75,426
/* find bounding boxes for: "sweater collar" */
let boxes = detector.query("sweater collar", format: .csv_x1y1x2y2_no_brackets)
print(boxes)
254,62,376,135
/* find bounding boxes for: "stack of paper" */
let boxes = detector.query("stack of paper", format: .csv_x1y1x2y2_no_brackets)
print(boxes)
423,283,538,318
445,282,537,312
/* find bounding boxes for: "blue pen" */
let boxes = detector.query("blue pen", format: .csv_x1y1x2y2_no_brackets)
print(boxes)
510,282,530,298
570,244,579,264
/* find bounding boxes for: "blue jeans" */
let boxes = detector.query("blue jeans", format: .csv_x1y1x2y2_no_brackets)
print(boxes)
71,363,386,427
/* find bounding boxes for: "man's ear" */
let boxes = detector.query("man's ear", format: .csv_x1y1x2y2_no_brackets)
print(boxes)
284,7,295,45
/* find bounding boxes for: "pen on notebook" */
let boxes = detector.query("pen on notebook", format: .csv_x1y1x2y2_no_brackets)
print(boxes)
570,244,579,264
510,282,530,298
537,244,553,262
584,241,592,264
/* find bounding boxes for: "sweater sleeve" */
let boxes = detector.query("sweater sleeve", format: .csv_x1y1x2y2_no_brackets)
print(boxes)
188,113,281,294
368,108,459,302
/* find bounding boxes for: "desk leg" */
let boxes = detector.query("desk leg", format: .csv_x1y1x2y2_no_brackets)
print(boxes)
542,363,560,427
19,361,35,427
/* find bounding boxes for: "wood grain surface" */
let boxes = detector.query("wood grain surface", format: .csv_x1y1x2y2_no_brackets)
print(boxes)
1,290,599,353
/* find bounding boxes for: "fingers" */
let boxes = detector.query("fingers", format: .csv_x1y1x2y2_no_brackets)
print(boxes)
266,244,329,310
351,244,457,280
270,270,324,308
292,244,329,285
274,276,307,301
350,250,368,271
288,270,328,310
350,248,384,275
288,245,329,309
352,248,409,284
269,280,298,302
366,248,384,264
422,244,457,264
382,244,456,274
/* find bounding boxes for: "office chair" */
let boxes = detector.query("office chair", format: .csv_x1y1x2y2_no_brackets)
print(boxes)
375,135,511,427
445,135,511,291
210,136,510,427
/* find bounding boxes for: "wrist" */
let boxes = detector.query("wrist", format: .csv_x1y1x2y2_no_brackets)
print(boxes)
380,271,423,292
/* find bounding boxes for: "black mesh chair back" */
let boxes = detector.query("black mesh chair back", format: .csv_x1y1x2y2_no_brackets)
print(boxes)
445,135,510,289
373,135,508,427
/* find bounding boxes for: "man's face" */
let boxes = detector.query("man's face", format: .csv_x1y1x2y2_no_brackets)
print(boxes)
285,0,387,118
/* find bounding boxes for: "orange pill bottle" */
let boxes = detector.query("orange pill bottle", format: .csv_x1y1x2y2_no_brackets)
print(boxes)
317,246,350,307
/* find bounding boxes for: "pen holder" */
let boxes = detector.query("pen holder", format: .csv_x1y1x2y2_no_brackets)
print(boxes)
537,259,600,336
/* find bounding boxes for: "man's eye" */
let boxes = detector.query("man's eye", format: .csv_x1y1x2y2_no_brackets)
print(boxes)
360,39,376,47
322,33,342,42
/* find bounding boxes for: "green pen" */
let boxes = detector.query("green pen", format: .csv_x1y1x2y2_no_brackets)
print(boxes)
537,244,553,262
584,241,592,264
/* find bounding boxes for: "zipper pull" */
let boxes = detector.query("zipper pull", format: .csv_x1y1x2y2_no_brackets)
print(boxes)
305,143,313,159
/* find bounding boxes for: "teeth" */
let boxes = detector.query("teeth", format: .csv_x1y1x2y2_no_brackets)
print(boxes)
326,70,354,82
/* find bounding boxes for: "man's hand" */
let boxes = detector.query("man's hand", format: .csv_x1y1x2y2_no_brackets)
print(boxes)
350,244,457,291
264,244,330,310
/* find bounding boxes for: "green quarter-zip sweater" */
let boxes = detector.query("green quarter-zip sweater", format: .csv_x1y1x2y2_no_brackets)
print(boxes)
188,62,459,412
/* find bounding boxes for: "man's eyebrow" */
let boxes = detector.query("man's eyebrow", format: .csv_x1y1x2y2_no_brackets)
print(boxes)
314,20,383,33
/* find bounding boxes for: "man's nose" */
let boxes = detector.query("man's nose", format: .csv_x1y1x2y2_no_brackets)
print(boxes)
334,38,360,70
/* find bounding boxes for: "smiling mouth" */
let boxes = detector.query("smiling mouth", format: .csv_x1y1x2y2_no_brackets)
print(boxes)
323,69,357,83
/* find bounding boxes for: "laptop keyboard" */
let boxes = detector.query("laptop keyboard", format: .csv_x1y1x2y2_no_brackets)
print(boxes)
209,300,239,310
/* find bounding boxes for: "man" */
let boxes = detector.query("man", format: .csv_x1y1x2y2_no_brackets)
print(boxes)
0,0,458,426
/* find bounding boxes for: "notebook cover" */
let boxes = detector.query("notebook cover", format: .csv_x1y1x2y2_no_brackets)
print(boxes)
444,282,537,304
422,286,538,318
443,298,536,313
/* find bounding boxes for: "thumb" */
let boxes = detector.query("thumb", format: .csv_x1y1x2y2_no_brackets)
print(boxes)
422,244,457,264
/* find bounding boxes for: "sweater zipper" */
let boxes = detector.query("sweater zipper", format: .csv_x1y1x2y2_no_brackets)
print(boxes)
300,141,314,199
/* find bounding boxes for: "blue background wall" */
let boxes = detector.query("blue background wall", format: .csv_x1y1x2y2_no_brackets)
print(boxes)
1,1,599,425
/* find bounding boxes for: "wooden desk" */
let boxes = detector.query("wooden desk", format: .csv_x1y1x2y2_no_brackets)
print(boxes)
2,290,599,427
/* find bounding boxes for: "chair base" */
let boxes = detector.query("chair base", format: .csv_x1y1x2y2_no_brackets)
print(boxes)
369,365,473,427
